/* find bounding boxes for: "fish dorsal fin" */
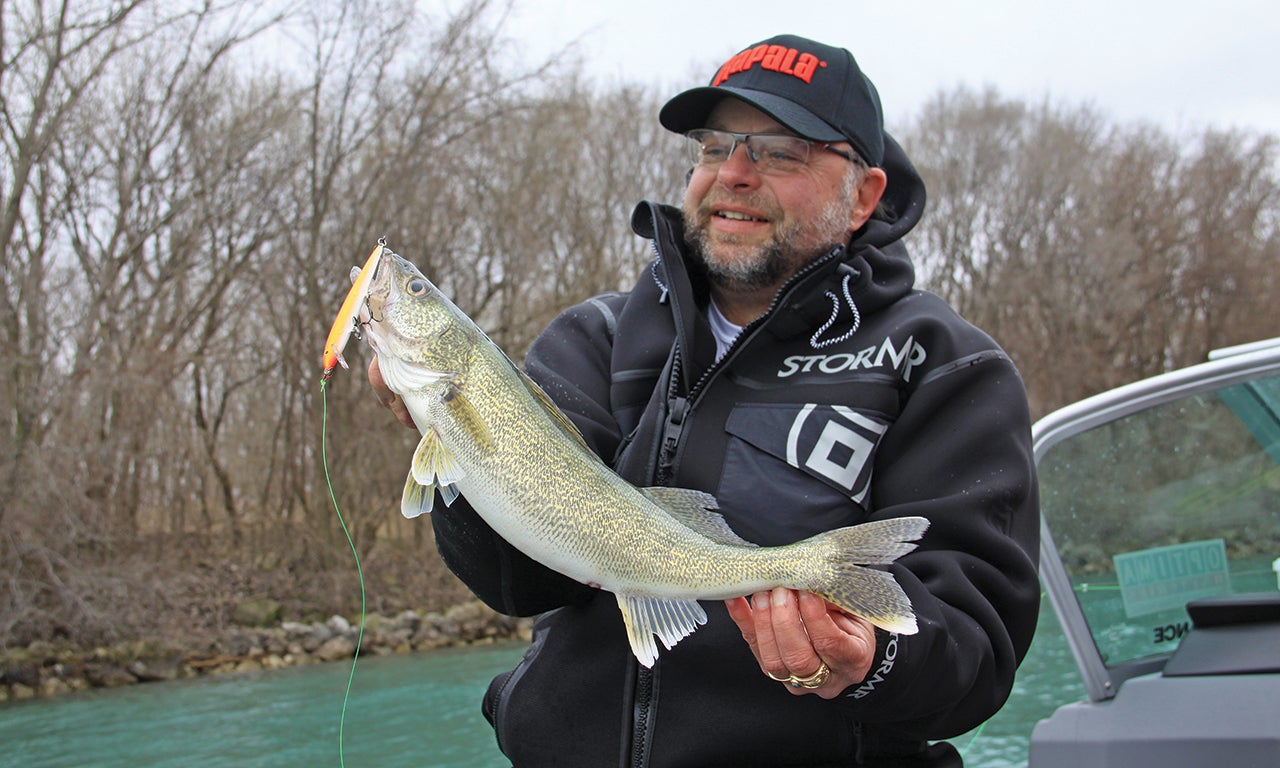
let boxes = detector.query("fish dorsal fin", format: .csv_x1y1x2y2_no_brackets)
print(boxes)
640,488,757,547
515,365,591,452
615,594,708,667
481,337,589,452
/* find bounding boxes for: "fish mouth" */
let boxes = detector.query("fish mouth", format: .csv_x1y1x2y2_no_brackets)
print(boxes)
355,251,398,343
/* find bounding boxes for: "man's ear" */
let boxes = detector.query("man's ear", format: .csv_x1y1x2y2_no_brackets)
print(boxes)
849,168,887,232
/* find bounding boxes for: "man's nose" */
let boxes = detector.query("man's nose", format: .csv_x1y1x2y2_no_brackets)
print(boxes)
717,140,762,187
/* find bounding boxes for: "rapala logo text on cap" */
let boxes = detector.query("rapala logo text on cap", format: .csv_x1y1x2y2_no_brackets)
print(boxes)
712,44,826,86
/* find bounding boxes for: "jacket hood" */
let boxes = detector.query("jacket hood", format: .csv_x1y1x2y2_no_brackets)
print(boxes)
842,131,924,315
854,132,925,277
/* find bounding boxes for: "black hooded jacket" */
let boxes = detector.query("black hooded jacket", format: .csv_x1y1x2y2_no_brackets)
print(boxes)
429,136,1040,767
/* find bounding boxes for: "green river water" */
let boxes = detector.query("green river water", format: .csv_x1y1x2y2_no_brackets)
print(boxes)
0,600,1080,767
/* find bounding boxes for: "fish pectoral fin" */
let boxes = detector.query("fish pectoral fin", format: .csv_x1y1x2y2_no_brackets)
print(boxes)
615,594,708,668
640,488,757,548
440,381,495,454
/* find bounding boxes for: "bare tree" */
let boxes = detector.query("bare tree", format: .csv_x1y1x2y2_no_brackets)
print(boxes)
0,0,292,644
1173,130,1280,361
902,86,1280,417
444,74,686,356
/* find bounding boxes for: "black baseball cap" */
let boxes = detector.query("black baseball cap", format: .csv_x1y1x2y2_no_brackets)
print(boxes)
659,34,885,167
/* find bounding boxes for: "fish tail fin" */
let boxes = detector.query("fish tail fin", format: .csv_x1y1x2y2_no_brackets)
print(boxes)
804,516,929,635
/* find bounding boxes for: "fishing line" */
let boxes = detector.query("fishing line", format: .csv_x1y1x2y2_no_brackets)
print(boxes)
957,718,988,760
320,378,366,767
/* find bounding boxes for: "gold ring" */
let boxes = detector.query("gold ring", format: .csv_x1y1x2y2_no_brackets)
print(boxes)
787,661,831,689
764,668,792,683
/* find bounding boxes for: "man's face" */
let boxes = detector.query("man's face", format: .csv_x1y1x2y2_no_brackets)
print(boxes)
681,99,864,293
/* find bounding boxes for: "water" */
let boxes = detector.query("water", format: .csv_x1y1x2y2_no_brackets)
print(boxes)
1,604,1080,768
955,607,1084,767
0,643,524,768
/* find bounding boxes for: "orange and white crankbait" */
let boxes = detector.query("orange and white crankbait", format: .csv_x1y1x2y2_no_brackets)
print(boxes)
322,242,385,380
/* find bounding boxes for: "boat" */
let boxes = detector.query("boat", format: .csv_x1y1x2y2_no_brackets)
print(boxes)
1028,338,1280,764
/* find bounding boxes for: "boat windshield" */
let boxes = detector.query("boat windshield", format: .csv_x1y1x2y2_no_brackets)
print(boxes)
1035,351,1280,699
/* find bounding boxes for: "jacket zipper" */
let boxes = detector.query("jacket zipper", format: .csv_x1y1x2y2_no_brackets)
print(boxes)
654,345,687,486
629,665,656,767
634,237,856,767
653,244,854,482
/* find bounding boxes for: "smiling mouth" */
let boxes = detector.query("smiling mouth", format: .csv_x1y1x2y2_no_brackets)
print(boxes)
716,210,767,222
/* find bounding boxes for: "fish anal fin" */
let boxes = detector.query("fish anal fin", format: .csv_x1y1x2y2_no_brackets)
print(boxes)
615,594,708,668
640,488,756,547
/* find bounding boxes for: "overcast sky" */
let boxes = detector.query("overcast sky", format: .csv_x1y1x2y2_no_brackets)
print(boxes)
499,0,1280,138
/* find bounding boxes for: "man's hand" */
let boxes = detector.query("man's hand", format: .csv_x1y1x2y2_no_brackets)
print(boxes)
725,588,877,699
368,357,417,429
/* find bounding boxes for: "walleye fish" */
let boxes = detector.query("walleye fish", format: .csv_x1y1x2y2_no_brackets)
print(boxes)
325,244,929,667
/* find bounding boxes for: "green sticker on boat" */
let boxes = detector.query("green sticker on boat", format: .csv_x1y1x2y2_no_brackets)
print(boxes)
1114,539,1230,618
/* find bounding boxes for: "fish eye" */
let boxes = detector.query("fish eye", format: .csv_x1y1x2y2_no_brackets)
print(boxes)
407,278,429,296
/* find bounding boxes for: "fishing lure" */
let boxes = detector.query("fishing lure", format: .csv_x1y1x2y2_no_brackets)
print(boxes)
323,240,386,380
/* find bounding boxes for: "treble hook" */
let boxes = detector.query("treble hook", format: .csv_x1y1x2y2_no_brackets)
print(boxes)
362,292,383,324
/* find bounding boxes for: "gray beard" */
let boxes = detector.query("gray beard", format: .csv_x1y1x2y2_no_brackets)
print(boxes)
685,231,794,290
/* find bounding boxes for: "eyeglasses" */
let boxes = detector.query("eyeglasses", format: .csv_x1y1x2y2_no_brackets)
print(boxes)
685,129,858,175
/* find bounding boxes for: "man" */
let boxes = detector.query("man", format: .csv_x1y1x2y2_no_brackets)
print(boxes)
371,34,1039,767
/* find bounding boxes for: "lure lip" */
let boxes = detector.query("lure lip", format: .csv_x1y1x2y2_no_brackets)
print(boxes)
322,243,385,379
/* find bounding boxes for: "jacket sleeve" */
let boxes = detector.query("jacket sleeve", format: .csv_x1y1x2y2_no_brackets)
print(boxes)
839,344,1041,739
429,296,625,616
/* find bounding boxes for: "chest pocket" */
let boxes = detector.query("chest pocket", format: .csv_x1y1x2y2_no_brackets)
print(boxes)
716,402,891,546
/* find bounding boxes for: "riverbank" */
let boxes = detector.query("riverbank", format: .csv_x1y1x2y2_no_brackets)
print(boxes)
0,601,531,703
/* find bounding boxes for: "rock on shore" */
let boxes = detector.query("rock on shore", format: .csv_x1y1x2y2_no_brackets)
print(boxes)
0,601,531,703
